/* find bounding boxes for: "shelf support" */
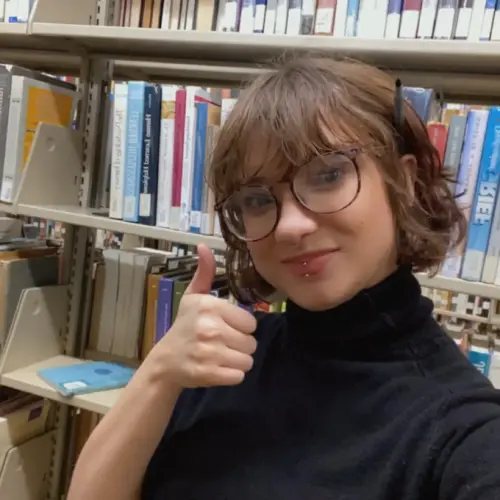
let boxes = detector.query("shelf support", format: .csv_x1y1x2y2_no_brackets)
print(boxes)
14,123,81,207
0,286,68,376
29,0,97,25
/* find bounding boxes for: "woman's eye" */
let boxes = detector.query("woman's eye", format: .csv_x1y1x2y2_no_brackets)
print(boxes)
313,168,342,184
242,195,273,210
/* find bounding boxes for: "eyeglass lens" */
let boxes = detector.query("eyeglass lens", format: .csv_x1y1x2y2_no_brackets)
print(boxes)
221,152,360,242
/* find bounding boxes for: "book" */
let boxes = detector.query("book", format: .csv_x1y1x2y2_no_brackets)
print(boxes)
38,362,136,397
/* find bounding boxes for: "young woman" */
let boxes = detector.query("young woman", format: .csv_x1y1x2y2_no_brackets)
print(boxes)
68,56,500,500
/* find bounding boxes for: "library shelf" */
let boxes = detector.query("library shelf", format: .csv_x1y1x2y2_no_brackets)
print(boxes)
12,204,227,250
26,25,500,74
0,355,121,415
416,274,500,301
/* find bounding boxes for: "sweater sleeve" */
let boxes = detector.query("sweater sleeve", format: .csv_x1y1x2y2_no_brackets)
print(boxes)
438,394,500,500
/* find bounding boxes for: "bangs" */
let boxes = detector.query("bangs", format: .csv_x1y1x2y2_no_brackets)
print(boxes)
209,57,398,200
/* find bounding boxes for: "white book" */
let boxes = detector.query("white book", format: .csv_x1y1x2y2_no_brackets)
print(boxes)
467,0,487,40
418,0,439,38
109,83,128,220
433,1,458,38
333,0,349,36
275,0,289,33
179,88,218,232
454,0,472,38
15,0,29,21
264,0,278,33
4,0,17,21
286,0,302,34
480,1,495,39
160,0,172,27
491,5,500,39
399,4,420,37
239,0,256,33
156,85,177,229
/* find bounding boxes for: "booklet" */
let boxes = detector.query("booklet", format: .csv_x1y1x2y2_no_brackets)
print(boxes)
38,361,136,397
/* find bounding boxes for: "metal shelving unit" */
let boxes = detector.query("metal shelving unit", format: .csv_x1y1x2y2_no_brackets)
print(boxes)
1,0,500,497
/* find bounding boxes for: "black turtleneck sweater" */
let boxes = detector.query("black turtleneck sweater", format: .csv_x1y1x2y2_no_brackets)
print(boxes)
141,267,500,500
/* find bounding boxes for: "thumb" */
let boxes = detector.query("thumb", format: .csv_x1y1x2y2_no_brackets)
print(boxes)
185,244,217,295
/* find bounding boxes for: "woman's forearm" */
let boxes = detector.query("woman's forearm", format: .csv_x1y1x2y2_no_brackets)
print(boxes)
67,356,181,500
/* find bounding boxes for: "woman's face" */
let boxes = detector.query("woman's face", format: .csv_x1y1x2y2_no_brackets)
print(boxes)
246,150,404,311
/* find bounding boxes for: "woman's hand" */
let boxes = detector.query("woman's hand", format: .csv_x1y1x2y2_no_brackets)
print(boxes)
148,244,258,389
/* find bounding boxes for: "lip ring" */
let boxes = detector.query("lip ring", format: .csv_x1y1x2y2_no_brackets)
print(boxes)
281,249,338,264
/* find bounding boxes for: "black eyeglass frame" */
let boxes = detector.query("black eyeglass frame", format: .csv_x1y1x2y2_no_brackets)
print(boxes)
215,147,362,243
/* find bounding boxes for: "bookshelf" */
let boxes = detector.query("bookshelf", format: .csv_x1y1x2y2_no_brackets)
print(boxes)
2,0,500,498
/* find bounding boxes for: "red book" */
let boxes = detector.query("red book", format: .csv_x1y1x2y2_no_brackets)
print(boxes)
427,122,448,165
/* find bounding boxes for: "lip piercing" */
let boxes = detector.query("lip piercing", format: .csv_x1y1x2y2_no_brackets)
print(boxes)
302,261,307,266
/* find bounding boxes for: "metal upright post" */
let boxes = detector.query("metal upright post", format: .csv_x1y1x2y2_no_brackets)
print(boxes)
44,0,118,497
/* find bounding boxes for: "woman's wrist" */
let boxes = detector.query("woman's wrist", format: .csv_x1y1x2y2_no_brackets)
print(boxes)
136,344,183,396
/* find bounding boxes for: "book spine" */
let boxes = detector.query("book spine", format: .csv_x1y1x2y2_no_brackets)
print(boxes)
155,278,172,343
433,0,459,38
140,84,162,225
0,71,11,183
482,177,500,282
274,0,289,33
286,0,303,33
170,88,186,230
467,0,487,40
454,0,473,39
156,85,177,229
418,0,439,38
480,0,496,39
385,0,403,37
190,102,208,234
263,0,278,32
253,0,267,31
123,82,145,223
372,0,390,37
427,122,449,165
239,0,256,32
180,87,198,231
0,75,23,203
333,0,349,35
461,107,500,281
491,1,500,40
440,109,489,278
345,0,360,35
442,114,467,182
399,0,422,38
109,82,128,220
314,0,336,33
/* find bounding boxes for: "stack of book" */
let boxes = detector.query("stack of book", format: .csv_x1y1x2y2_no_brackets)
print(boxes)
115,0,500,41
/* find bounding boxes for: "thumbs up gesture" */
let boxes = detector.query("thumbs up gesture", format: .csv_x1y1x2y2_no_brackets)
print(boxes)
154,244,258,389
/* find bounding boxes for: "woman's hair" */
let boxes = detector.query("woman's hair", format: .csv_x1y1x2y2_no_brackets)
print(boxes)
208,55,466,303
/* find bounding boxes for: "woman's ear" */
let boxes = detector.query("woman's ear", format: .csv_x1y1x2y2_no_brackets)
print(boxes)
400,154,418,201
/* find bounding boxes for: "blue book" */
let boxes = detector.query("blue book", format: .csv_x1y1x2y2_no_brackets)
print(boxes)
123,82,146,223
461,107,500,281
345,0,360,36
190,102,208,234
38,362,135,397
468,348,492,377
139,84,162,226
480,0,497,40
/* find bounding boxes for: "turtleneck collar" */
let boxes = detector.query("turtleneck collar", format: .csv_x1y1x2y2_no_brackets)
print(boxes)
284,265,433,357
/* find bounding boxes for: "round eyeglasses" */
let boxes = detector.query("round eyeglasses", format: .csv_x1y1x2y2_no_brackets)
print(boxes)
217,148,361,242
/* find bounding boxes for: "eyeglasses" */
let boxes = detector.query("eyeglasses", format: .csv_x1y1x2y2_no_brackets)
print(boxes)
216,148,361,242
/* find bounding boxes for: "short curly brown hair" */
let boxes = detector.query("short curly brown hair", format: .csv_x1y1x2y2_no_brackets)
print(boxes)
208,55,466,304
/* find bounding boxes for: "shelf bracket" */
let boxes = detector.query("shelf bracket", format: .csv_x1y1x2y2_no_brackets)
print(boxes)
28,0,97,26
0,285,68,376
14,123,81,207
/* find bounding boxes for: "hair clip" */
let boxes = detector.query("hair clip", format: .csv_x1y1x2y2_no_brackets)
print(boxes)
393,78,405,156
